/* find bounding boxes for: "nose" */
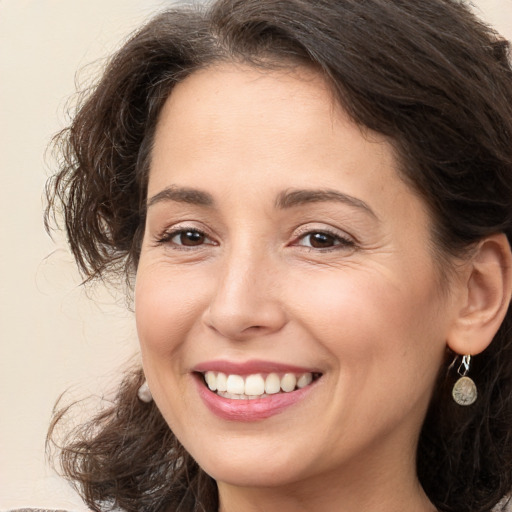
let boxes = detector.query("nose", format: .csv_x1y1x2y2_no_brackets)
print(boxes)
202,245,287,341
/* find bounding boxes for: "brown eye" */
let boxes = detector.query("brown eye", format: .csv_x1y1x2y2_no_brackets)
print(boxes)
295,230,355,251
306,232,337,248
176,230,206,246
158,226,215,248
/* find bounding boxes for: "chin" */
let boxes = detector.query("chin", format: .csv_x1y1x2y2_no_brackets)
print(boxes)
202,460,302,489
183,435,312,488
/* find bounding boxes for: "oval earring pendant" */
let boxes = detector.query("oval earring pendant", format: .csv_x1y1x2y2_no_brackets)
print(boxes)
137,380,153,403
452,376,477,406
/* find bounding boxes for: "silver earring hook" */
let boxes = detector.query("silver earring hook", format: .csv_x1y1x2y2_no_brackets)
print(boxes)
457,355,471,377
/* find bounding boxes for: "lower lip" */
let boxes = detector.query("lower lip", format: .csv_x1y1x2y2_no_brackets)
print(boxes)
195,376,317,422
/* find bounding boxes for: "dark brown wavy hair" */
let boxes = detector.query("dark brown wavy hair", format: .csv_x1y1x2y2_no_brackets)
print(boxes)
46,1,512,511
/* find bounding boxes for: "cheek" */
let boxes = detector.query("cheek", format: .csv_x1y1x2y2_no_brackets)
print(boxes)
290,264,446,378
135,264,208,358
293,268,447,440
134,264,210,431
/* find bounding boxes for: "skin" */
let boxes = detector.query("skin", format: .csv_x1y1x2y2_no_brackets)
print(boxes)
134,63,466,512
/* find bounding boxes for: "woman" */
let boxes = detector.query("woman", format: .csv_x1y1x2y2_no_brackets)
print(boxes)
46,0,512,511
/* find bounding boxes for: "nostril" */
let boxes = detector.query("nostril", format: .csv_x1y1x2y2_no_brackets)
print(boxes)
243,325,264,332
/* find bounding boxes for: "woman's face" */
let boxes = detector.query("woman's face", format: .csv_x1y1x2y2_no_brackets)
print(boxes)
136,64,459,490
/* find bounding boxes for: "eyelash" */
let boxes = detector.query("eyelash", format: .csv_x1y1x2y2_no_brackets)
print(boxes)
155,227,215,249
291,228,355,252
155,226,355,252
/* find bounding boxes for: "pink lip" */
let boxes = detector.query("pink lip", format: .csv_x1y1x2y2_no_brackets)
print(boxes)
193,359,318,375
195,377,317,422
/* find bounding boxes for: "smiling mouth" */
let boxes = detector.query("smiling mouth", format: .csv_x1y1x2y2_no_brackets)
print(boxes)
201,371,322,400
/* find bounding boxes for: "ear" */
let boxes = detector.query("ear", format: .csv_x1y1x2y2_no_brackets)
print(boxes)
446,233,512,356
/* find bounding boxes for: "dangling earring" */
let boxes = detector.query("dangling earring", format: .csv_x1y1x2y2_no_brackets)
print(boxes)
137,380,153,403
452,355,477,406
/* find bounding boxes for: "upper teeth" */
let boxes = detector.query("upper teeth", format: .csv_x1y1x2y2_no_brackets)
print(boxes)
204,371,314,397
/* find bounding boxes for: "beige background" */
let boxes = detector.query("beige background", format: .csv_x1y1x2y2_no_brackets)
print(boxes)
1,0,511,509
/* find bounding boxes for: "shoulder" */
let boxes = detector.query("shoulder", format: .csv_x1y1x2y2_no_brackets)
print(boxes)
5,509,76,512
5,509,83,512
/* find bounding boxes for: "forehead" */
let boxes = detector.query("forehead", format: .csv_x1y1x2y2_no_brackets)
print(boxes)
149,63,399,197
154,64,343,160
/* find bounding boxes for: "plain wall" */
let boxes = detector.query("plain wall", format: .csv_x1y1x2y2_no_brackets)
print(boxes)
1,1,167,508
1,0,511,508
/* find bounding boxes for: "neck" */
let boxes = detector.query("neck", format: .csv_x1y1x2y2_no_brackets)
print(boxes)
218,474,436,512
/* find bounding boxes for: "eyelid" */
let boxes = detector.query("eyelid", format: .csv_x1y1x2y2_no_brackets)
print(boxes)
290,224,357,250
154,223,217,247
292,223,355,241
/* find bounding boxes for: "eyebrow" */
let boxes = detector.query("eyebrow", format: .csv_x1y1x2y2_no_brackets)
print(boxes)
147,185,377,219
275,189,377,219
147,186,214,209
